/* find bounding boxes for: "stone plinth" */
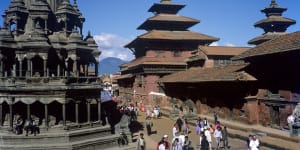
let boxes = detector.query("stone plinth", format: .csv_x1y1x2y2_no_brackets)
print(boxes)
0,126,118,150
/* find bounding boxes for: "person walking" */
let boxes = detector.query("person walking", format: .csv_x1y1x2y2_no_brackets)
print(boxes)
176,117,183,133
200,135,209,150
145,116,153,136
183,135,193,150
221,126,229,149
204,128,212,150
183,118,189,135
213,126,222,150
172,138,183,150
213,111,218,125
195,117,202,135
137,133,146,150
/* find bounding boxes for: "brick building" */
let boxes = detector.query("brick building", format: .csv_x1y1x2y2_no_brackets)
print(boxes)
117,0,218,107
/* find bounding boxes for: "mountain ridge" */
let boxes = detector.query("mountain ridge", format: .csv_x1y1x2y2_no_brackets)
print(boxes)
99,57,127,75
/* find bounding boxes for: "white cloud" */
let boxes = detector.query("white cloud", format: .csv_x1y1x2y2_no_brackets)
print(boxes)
94,33,135,61
209,42,219,46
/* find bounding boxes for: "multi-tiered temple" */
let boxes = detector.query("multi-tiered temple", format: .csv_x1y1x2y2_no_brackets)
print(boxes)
248,0,296,45
118,0,218,106
0,0,119,149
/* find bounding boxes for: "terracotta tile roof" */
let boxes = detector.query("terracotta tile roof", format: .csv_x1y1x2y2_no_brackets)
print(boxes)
137,14,199,30
254,16,296,27
148,14,199,22
233,31,300,60
114,74,135,80
120,56,187,72
137,30,219,41
248,32,286,45
158,64,256,83
199,46,250,56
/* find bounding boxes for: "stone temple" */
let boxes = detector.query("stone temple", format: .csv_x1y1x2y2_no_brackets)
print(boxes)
0,0,119,149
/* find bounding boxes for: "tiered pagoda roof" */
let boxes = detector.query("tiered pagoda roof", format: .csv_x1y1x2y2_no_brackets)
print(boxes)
125,0,219,58
248,0,296,45
234,31,300,61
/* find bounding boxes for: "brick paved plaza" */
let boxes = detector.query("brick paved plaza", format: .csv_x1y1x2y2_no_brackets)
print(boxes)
131,112,274,150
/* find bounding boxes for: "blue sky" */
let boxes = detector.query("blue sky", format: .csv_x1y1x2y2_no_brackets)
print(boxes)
0,0,299,61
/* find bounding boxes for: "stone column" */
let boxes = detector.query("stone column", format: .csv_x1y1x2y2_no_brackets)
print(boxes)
12,64,16,77
30,60,33,77
45,104,48,129
57,64,60,77
8,98,14,130
73,59,78,77
85,64,88,76
86,100,91,124
62,103,66,127
65,60,68,77
27,59,31,77
43,59,47,77
0,103,2,127
75,101,79,125
19,60,22,77
97,99,101,123
0,60,3,77
27,104,30,120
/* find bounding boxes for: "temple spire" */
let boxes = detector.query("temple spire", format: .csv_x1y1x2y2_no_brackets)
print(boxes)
248,0,296,45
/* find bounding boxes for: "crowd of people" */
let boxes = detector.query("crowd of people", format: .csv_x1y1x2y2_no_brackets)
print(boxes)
136,109,262,150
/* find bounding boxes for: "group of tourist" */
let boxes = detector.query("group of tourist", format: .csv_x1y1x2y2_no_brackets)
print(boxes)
194,116,229,150
15,115,40,136
136,109,263,150
118,103,139,122
146,105,161,119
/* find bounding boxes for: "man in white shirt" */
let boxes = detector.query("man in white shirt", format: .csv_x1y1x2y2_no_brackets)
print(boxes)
249,135,260,150
287,114,295,136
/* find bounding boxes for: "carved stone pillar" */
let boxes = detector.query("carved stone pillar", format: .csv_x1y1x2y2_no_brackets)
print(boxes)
12,64,16,77
44,104,48,129
75,101,79,124
86,99,91,124
57,64,60,77
73,59,78,77
27,59,31,77
43,59,47,77
19,60,22,77
85,64,88,76
27,104,30,120
97,99,101,123
30,60,33,77
62,103,66,127
8,98,14,130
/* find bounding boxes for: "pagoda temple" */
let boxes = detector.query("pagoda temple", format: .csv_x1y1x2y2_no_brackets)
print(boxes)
248,0,296,45
0,0,119,149
117,0,218,107
233,31,300,129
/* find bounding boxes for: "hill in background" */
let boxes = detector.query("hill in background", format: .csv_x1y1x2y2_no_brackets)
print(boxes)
99,57,127,75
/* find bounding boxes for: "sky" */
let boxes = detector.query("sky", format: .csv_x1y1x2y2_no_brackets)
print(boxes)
0,0,299,61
